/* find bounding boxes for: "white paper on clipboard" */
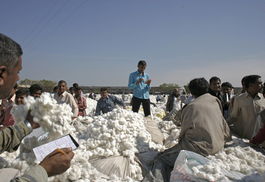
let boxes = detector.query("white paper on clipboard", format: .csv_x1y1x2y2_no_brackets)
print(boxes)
33,134,78,162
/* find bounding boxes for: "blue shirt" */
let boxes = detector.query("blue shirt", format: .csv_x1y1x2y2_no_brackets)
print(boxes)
128,71,151,99
95,95,125,116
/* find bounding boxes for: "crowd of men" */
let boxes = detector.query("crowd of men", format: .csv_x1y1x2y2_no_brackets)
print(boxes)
1,33,265,182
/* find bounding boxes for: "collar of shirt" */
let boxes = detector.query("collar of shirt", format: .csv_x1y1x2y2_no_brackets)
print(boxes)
137,70,145,76
101,95,110,100
245,92,263,99
57,91,67,98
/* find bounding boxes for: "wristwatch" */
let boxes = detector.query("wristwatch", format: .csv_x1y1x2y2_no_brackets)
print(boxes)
24,120,32,130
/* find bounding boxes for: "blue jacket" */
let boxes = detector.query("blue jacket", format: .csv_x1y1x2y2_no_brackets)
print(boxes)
95,95,124,115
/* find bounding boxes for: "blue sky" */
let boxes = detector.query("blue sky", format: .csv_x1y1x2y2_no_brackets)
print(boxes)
1,0,264,87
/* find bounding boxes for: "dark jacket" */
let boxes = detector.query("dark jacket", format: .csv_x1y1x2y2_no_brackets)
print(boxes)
166,94,175,112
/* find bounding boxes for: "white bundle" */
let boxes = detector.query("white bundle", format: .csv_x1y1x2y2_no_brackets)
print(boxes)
11,93,75,138
192,146,265,181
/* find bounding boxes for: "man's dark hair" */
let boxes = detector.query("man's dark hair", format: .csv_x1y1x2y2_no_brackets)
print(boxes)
29,84,43,95
16,88,29,97
53,86,58,92
138,60,147,67
209,76,221,84
221,82,233,88
58,80,67,86
69,87,75,92
100,87,108,92
0,33,23,69
188,78,209,97
241,76,247,87
244,75,261,88
73,83,79,88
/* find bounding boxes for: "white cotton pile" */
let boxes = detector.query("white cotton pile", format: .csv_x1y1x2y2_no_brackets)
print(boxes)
11,93,75,138
149,95,158,104
83,108,164,154
5,92,265,182
158,120,180,148
192,146,265,181
11,96,36,122
0,150,29,174
49,108,165,181
7,100,170,181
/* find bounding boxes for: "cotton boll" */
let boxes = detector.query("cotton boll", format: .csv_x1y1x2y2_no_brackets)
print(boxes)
68,165,82,180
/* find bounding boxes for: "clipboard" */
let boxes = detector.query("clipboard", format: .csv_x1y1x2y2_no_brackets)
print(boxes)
33,134,79,162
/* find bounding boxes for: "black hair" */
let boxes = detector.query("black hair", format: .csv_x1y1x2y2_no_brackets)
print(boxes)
244,75,261,88
53,86,58,92
58,80,67,85
209,76,221,84
221,82,233,88
29,84,43,95
138,60,147,67
100,87,108,92
73,83,79,88
241,76,248,87
188,78,209,97
16,88,29,97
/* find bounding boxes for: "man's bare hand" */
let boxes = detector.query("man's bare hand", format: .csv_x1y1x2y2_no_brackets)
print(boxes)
145,79,152,85
40,148,74,177
136,78,144,84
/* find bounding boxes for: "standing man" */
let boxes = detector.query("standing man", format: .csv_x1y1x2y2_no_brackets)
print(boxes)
221,82,234,119
74,87,87,116
166,88,181,113
128,60,151,117
0,33,74,181
54,80,78,118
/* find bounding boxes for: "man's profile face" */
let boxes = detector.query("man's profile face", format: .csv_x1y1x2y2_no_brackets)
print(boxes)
0,57,22,99
137,64,146,73
58,82,67,94
210,80,221,92
249,78,263,94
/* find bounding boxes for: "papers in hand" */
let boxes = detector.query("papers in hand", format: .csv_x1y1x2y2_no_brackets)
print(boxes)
33,134,78,162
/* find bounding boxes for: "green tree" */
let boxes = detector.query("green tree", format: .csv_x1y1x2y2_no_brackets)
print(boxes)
19,79,57,89
159,83,180,93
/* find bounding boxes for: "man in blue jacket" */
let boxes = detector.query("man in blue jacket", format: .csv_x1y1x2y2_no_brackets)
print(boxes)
128,60,152,117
